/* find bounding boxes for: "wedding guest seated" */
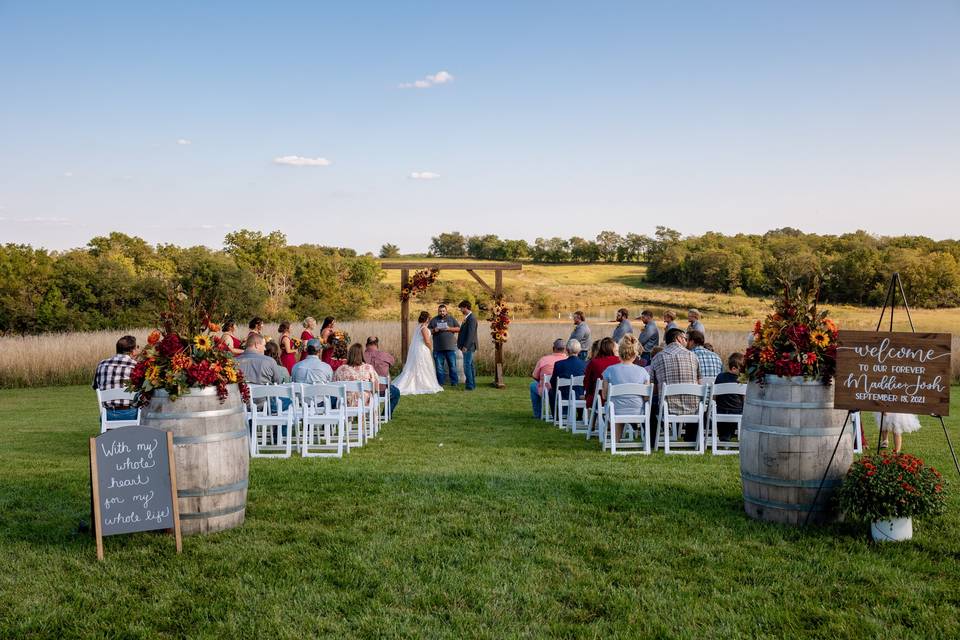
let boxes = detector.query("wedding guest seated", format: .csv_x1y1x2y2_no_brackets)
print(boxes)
333,343,379,406
583,337,619,409
637,310,660,365
651,328,701,441
687,308,706,339
264,341,292,383
602,335,651,442
363,336,401,415
221,320,244,355
587,339,601,362
549,339,587,415
687,330,722,382
292,340,334,384
236,334,284,385
93,335,139,421
663,310,679,333
569,311,591,360
713,352,745,441
611,308,633,344
529,338,567,419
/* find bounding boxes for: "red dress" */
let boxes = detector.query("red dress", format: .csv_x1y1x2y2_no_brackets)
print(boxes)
584,355,620,408
300,330,314,361
280,336,297,374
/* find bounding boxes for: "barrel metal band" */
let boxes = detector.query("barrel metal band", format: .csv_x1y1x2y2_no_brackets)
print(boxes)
172,429,248,445
178,504,246,520
741,470,843,489
145,407,244,420
741,423,848,437
154,386,232,398
747,399,835,410
743,495,827,512
762,376,829,387
177,479,249,498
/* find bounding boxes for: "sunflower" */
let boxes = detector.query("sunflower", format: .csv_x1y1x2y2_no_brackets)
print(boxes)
193,334,212,351
810,330,830,348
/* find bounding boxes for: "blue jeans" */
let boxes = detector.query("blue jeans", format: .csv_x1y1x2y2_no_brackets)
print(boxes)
389,385,400,414
106,407,138,421
434,350,459,385
530,381,542,418
462,349,476,390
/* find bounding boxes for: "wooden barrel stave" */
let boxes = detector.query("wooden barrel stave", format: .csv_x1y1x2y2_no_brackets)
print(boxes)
740,376,852,525
141,385,249,535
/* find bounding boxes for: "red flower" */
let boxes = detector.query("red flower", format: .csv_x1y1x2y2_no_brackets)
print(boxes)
158,333,184,357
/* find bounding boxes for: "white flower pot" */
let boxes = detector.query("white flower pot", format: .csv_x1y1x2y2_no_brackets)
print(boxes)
870,517,913,542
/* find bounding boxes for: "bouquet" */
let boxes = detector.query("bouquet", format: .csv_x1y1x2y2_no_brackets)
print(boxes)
488,299,511,344
329,330,351,360
401,268,439,301
743,281,839,385
835,453,946,521
128,314,250,405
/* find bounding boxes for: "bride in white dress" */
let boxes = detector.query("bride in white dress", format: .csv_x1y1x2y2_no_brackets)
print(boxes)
393,311,443,396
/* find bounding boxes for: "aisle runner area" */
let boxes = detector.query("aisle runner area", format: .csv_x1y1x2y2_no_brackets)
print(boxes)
2,381,960,638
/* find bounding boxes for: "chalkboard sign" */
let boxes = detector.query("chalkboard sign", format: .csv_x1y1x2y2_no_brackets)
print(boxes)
835,330,952,416
89,426,182,560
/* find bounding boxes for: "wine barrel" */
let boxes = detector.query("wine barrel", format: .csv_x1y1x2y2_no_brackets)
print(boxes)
739,376,852,525
141,385,249,535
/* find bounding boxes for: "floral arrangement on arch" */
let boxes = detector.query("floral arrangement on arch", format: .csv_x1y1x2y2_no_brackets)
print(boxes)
127,313,250,405
835,453,946,522
743,281,839,385
488,299,511,344
400,268,439,301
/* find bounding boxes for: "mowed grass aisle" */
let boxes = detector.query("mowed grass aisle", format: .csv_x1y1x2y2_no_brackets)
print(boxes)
2,381,960,638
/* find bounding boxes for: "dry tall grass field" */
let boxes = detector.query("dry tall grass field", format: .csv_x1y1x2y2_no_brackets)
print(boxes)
2,320,957,388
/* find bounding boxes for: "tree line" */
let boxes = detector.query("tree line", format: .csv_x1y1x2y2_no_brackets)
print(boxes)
417,227,960,308
0,231,387,334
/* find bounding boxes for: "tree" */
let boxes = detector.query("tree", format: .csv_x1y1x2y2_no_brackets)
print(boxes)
429,232,467,257
569,237,601,263
379,243,400,258
223,230,294,316
595,231,623,262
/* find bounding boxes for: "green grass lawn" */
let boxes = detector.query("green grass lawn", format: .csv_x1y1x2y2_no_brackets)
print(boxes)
3,380,960,639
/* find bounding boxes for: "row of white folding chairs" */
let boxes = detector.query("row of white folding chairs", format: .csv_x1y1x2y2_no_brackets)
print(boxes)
246,377,390,459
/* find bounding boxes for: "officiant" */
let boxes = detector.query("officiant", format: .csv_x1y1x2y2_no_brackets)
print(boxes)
428,303,460,386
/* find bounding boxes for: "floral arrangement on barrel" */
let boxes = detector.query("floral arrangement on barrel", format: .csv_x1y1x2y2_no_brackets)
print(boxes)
488,298,510,344
126,296,250,405
400,268,439,301
835,452,946,541
743,281,839,385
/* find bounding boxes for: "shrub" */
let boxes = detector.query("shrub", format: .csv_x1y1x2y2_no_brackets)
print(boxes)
835,453,947,521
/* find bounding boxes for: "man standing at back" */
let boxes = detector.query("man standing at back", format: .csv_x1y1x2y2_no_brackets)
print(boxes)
637,310,660,365
93,335,139,422
611,308,633,345
687,309,706,339
428,303,460,387
569,311,591,360
456,300,478,390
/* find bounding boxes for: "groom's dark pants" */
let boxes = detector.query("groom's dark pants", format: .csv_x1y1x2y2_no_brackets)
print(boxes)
434,349,459,385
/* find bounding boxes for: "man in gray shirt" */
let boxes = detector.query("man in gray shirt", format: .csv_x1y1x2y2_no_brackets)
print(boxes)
687,308,706,340
637,309,660,364
428,303,460,386
611,308,633,345
236,334,283,385
569,310,591,360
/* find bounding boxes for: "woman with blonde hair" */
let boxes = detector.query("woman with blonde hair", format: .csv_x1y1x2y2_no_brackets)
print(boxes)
602,334,651,443
300,317,317,361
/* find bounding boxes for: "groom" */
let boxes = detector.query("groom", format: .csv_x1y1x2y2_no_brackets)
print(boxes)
456,300,478,390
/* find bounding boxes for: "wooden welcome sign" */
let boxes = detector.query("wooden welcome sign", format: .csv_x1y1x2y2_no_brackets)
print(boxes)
834,330,952,416
89,426,182,560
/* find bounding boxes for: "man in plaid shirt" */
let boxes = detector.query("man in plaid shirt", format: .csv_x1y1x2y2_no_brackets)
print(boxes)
686,330,723,382
93,335,139,420
651,328,701,440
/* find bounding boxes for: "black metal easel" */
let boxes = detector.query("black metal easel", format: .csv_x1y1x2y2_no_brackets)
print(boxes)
804,272,959,527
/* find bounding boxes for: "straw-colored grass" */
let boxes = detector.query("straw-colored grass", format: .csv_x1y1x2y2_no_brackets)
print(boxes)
3,320,957,388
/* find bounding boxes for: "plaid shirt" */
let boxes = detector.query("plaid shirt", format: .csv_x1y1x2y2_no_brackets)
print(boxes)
692,346,723,381
92,354,137,409
651,342,700,415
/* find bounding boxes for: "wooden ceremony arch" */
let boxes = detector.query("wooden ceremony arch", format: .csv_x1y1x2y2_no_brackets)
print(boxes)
380,261,522,388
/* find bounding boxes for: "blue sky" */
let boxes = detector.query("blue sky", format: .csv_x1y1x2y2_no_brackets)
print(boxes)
1,1,958,252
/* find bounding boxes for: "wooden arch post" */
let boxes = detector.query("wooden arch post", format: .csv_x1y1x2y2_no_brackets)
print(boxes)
381,261,522,388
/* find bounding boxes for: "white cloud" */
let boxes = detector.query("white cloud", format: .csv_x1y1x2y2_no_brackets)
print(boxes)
11,216,72,225
177,138,192,145
409,171,441,180
63,171,74,177
273,155,332,167
399,70,455,89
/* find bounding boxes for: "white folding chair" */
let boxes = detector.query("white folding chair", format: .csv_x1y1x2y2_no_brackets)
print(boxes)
586,379,605,440
96,387,141,432
708,382,747,455
554,378,572,430
852,411,864,454
377,375,392,424
248,385,295,458
568,375,588,433
336,381,366,448
360,380,379,439
605,383,653,455
540,374,552,423
655,383,707,454
300,383,346,457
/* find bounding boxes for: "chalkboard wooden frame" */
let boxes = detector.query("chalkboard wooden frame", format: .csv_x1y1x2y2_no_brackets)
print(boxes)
89,429,182,561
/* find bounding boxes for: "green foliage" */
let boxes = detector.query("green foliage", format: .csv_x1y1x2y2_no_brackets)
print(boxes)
429,231,467,257
836,453,947,521
379,243,400,258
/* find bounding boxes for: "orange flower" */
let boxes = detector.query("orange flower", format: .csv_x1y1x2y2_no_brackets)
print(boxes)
171,353,193,371
147,330,162,345
207,322,221,333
